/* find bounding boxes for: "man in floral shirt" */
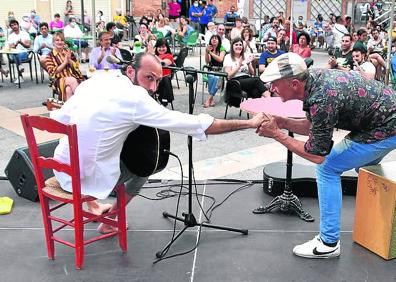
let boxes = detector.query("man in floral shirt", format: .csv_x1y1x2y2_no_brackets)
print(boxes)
257,53,396,259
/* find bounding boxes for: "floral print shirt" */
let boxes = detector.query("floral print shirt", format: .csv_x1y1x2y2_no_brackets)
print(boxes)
303,69,396,156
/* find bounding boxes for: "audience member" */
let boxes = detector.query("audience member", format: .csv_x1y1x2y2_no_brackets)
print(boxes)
34,22,53,64
200,0,217,33
224,38,268,100
216,24,230,52
290,32,311,58
106,22,122,47
189,0,203,31
204,21,216,45
50,13,64,30
154,38,175,106
168,0,181,21
44,32,84,101
259,36,284,74
328,34,354,71
310,14,324,48
230,17,243,40
263,17,280,42
241,27,257,54
204,34,226,108
89,32,122,70
64,17,90,62
64,0,74,24
352,44,376,80
6,19,31,83
332,16,349,48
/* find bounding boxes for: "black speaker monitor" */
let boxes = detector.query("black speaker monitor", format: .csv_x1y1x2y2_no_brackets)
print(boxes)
4,140,59,202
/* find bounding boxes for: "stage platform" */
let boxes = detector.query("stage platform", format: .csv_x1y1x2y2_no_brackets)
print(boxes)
1,179,394,282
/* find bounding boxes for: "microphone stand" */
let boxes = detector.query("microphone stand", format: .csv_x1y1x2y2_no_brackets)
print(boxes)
155,67,247,261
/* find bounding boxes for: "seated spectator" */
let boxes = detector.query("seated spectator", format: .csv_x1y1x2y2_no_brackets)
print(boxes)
216,24,230,52
262,17,280,42
224,38,268,100
241,27,257,54
44,32,85,101
310,14,324,48
96,10,106,25
89,32,122,70
277,29,288,52
351,44,376,80
134,23,151,47
177,16,194,44
97,20,106,33
29,9,41,31
204,21,216,45
6,19,31,83
146,34,158,55
49,13,64,31
154,38,175,106
204,34,226,108
33,22,53,64
283,20,297,45
106,22,121,47
367,28,386,80
290,32,312,58
157,18,175,39
259,36,284,75
328,34,354,71
230,17,243,40
64,17,90,62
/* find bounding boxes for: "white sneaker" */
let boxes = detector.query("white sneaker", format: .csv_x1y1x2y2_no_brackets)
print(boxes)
13,77,24,84
293,235,340,259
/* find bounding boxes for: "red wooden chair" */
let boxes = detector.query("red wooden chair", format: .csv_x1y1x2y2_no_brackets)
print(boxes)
20,114,127,269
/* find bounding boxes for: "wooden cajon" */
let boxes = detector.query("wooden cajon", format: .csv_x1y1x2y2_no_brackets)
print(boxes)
353,162,396,260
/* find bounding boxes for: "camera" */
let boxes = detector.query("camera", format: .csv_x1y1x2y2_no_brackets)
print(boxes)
328,47,340,57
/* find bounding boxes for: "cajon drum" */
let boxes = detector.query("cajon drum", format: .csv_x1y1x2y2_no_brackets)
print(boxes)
353,162,396,260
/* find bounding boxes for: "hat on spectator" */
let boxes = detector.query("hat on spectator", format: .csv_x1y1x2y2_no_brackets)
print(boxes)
267,36,277,42
260,53,307,83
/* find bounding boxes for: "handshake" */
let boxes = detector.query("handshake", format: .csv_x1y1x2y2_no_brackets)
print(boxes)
250,112,283,139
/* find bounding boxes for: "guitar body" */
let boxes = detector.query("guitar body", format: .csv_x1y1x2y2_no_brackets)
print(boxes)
263,162,358,197
120,126,170,177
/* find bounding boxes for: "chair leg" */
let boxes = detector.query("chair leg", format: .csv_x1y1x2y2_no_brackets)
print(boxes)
175,72,180,89
224,104,229,119
117,184,127,253
29,62,33,81
74,205,84,269
40,196,55,260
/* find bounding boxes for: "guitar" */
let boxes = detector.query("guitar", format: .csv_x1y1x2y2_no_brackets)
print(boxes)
120,125,170,177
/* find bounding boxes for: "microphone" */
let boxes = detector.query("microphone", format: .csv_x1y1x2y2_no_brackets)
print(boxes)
106,55,129,65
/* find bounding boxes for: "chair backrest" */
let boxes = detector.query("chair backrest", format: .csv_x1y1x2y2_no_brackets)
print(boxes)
119,48,133,62
20,114,82,199
187,31,199,44
174,47,189,67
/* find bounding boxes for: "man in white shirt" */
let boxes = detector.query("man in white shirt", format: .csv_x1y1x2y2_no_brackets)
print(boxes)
63,17,89,62
33,22,53,64
6,19,31,83
332,16,349,48
352,45,376,80
50,53,266,234
216,24,230,52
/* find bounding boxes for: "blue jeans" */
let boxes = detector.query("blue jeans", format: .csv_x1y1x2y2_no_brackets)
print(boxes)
316,136,396,244
12,52,28,66
207,74,219,96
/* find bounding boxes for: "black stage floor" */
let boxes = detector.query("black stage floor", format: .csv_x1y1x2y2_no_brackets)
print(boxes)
1,179,395,282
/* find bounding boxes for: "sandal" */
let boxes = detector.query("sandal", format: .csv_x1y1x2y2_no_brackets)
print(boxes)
252,206,268,214
210,100,215,107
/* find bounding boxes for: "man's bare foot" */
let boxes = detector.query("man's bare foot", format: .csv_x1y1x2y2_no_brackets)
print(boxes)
97,222,129,234
87,202,113,216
